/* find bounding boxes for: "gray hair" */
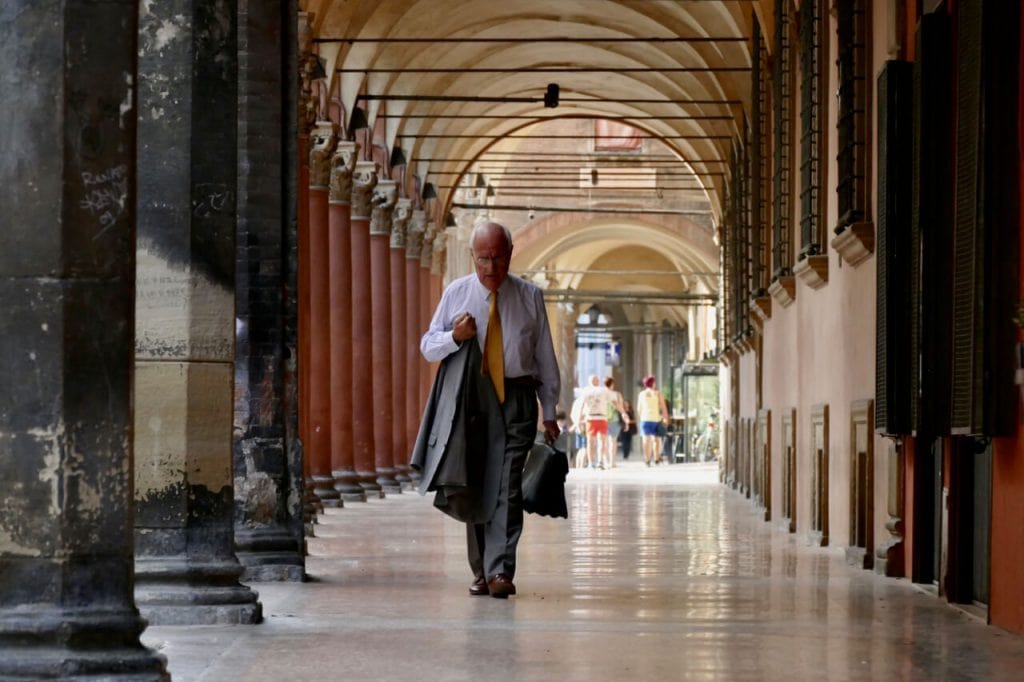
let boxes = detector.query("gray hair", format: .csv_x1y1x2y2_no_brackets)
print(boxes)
470,221,513,253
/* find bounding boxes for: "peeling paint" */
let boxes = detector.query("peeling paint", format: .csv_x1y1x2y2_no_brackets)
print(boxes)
119,72,134,129
28,424,64,516
0,527,40,557
153,17,184,52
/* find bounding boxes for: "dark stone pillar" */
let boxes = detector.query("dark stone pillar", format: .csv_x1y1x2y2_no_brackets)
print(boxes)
390,200,412,488
0,2,167,677
134,0,261,625
351,162,384,496
233,0,306,582
329,142,367,502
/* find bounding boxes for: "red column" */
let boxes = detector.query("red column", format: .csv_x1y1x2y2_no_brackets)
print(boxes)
390,200,411,487
307,122,339,506
419,258,433,407
328,142,366,502
298,133,311,493
370,180,400,494
405,213,425,483
350,162,382,496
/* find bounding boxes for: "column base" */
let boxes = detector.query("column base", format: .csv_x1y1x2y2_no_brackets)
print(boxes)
134,558,263,625
235,528,306,582
0,608,168,680
332,469,368,502
312,474,343,507
357,470,385,498
377,467,403,495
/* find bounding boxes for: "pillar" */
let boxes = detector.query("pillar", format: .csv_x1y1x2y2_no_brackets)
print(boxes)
232,0,306,582
419,224,436,407
296,14,320,530
351,162,384,496
133,0,261,625
329,142,367,502
370,182,401,494
405,212,427,481
390,199,412,487
307,121,340,506
0,1,168,676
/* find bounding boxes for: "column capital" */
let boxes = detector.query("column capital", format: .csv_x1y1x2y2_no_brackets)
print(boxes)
329,141,359,204
405,210,426,259
308,121,337,188
431,228,447,275
369,180,398,236
390,198,412,248
419,221,436,267
351,161,379,220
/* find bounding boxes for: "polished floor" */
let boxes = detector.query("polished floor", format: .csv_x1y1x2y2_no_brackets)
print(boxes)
143,461,1024,681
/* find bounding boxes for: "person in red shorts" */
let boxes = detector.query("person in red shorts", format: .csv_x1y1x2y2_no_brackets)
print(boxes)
579,374,611,469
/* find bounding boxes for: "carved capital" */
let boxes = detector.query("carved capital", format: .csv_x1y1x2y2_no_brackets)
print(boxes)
351,161,379,219
390,198,412,248
308,121,337,188
329,141,359,203
369,180,398,235
405,210,426,259
419,221,436,267
431,229,447,274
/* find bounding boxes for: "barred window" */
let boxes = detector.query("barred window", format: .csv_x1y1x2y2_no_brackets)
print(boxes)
835,0,869,231
751,23,770,296
772,0,793,278
799,0,825,256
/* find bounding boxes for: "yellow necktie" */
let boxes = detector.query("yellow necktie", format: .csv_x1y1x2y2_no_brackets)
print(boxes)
483,290,505,403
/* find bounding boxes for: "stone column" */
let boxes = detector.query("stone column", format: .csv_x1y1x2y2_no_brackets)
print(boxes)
0,2,167,676
419,224,436,406
329,142,367,502
351,162,384,496
297,13,320,528
232,0,305,582
133,0,261,625
370,181,401,494
307,121,341,507
390,199,413,487
405,211,426,482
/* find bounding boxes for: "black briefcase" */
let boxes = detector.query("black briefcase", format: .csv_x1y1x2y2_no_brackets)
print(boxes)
522,439,569,518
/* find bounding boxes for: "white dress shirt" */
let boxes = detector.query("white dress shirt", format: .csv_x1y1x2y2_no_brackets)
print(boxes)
420,273,561,421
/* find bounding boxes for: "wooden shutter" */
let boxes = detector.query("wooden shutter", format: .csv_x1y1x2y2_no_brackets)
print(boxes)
835,0,868,231
914,12,954,437
875,60,914,436
950,0,1021,436
772,0,792,278
798,0,823,256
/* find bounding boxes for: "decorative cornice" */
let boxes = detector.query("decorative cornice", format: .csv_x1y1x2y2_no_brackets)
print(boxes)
751,295,772,322
390,198,412,248
794,254,829,289
308,121,337,188
328,141,359,204
768,275,796,308
350,161,378,220
369,180,398,236
831,221,875,267
405,210,426,259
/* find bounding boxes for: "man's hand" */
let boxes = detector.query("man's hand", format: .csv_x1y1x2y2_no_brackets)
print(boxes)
542,419,559,445
452,312,477,343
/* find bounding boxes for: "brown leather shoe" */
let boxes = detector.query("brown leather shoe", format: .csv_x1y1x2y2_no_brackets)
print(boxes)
487,574,516,599
469,577,489,596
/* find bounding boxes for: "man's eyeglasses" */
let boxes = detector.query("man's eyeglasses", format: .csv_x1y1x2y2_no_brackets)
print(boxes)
472,254,509,267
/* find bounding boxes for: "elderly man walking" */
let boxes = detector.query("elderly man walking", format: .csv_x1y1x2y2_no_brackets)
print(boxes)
419,222,560,598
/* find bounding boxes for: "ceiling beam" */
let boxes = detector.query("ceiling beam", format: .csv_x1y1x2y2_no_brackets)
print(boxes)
522,268,718,276
316,36,750,44
379,114,734,120
406,134,733,140
339,66,750,73
543,289,717,305
359,94,742,105
451,202,713,217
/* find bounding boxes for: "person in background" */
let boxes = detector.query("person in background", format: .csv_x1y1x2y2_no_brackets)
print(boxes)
637,375,669,466
602,377,629,468
618,399,637,460
578,374,611,469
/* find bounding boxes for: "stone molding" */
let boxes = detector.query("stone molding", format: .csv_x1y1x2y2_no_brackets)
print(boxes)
751,294,772,322
351,161,378,219
794,254,829,289
369,179,397,235
420,221,436,267
830,221,875,267
768,275,797,307
391,198,412,248
307,121,336,188
431,227,447,275
328,141,359,204
297,13,317,136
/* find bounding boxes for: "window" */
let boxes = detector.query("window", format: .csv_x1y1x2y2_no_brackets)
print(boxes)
772,0,793,278
835,0,869,232
798,0,825,256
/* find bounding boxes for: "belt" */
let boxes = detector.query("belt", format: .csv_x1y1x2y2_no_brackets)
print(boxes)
504,375,539,388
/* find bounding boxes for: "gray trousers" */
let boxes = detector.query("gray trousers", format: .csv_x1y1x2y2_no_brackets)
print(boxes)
467,382,538,580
